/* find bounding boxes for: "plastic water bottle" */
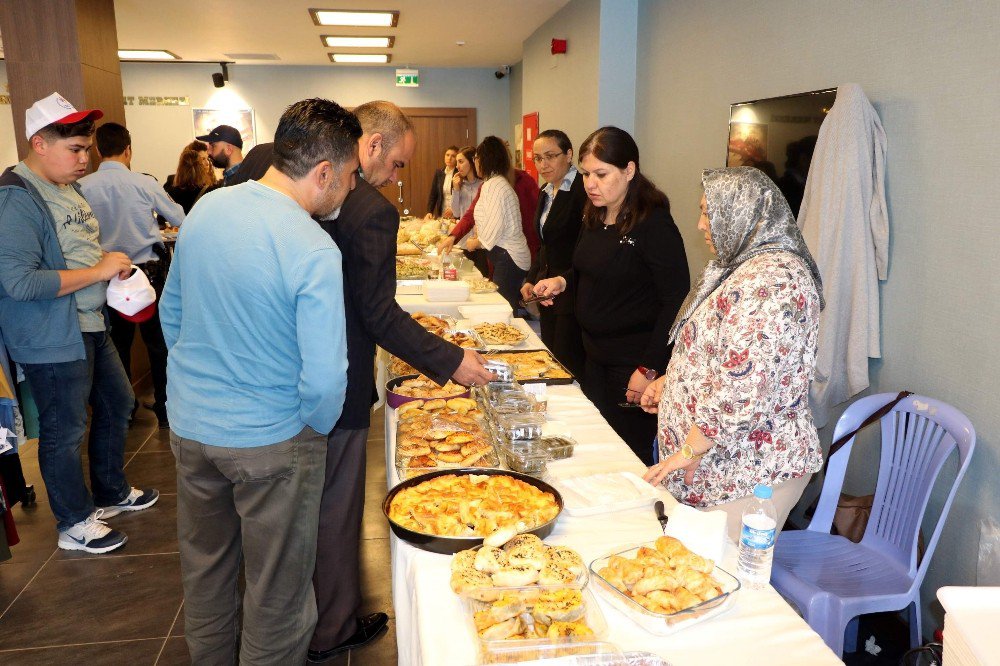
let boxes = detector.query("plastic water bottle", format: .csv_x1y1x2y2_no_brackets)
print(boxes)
738,483,777,590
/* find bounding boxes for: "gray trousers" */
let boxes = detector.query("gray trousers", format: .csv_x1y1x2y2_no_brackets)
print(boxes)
711,473,814,543
170,426,328,666
310,426,368,651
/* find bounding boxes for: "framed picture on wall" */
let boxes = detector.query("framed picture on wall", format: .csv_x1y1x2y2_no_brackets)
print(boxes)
727,122,767,167
192,108,256,149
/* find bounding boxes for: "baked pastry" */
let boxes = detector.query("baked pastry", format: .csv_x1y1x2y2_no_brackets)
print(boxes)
534,589,585,624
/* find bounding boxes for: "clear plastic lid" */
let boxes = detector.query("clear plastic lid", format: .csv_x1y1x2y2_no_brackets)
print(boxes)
499,413,546,441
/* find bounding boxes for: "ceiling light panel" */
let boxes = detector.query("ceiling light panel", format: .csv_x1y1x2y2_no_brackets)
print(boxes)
322,36,394,48
330,53,391,64
310,10,399,27
118,49,179,60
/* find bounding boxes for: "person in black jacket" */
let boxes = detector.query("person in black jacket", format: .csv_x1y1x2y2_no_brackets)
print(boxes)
224,141,274,186
309,101,493,663
532,126,689,465
519,129,587,380
425,145,458,218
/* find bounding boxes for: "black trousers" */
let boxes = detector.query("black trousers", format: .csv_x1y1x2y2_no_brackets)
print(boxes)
463,248,491,280
582,358,658,465
538,306,586,382
109,258,169,415
311,426,368,650
488,246,528,314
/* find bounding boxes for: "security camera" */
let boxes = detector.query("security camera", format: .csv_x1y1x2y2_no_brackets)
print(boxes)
495,65,510,79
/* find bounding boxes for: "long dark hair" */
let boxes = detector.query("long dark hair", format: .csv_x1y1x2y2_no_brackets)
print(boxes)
457,145,479,181
475,136,510,180
579,126,669,236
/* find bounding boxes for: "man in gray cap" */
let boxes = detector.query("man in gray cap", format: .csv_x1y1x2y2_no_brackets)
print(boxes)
196,124,244,184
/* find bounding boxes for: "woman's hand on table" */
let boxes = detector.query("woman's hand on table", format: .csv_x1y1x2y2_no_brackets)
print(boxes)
532,277,566,306
443,207,455,219
640,376,666,413
626,369,655,404
436,235,456,254
644,451,701,487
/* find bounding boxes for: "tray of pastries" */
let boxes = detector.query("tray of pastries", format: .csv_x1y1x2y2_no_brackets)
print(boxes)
383,468,563,554
589,536,740,636
443,328,488,350
396,256,431,279
467,277,499,293
483,351,574,385
449,534,588,602
395,401,497,480
396,241,422,256
410,311,456,336
474,322,529,346
386,374,469,408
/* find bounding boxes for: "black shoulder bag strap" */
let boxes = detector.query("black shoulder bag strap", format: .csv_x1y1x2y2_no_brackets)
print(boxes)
823,390,913,472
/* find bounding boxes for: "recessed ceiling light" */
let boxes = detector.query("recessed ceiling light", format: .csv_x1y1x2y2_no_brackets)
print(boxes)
330,53,391,64
118,49,179,60
310,9,399,27
456,41,466,46
322,36,394,48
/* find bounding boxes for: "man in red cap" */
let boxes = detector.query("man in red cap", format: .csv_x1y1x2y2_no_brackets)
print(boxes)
0,92,159,555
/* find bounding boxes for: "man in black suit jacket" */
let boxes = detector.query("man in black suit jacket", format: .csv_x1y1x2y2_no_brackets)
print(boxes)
309,102,493,663
521,130,588,380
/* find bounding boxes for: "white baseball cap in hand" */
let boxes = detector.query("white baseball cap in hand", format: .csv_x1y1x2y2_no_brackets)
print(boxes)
25,92,103,140
106,265,157,323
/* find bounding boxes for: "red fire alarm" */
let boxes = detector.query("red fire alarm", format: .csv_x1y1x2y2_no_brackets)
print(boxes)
551,39,567,55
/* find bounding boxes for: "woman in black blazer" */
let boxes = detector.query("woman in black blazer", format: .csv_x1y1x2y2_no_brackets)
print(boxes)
520,130,587,380
425,145,459,218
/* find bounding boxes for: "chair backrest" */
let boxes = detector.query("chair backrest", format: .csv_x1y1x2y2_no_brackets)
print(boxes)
809,393,975,582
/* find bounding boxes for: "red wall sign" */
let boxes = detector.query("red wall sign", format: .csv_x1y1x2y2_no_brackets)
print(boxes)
522,112,539,180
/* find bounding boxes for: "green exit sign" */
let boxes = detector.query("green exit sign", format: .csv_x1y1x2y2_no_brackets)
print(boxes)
395,68,419,87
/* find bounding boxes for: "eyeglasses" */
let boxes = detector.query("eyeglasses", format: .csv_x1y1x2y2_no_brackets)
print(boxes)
532,151,565,165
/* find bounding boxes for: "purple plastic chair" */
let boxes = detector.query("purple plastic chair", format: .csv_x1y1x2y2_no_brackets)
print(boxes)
771,392,976,658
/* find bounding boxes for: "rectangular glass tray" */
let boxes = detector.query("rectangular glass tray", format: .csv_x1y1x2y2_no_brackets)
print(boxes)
589,543,740,636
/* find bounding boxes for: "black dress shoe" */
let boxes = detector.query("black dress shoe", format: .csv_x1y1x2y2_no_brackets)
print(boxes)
307,612,389,663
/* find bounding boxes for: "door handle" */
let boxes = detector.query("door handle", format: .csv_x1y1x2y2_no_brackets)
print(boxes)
397,180,404,203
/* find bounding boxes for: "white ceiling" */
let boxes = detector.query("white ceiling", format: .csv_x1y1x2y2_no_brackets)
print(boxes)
112,0,571,67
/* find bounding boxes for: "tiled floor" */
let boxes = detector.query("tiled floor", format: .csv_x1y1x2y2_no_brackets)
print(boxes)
0,384,397,665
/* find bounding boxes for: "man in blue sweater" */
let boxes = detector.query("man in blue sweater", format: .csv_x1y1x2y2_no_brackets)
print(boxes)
0,92,160,556
159,98,359,664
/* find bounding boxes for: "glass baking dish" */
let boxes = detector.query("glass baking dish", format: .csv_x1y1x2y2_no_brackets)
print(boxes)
589,543,740,636
465,587,608,661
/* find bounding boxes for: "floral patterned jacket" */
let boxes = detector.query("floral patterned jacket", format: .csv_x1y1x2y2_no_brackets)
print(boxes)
656,251,822,507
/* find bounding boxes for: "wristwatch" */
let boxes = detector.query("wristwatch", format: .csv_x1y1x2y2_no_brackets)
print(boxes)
680,443,697,460
637,365,658,380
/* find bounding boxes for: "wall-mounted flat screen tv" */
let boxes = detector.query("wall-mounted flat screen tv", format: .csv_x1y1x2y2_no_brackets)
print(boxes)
728,88,836,216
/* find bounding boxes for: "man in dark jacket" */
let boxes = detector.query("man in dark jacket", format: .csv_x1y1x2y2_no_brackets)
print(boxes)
308,101,493,663
0,93,158,555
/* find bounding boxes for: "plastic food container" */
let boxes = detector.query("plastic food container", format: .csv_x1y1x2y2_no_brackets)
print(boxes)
500,413,546,441
452,544,590,602
540,435,576,460
493,392,537,416
480,641,624,665
466,587,609,661
485,360,515,382
459,303,514,325
500,441,551,476
589,544,740,636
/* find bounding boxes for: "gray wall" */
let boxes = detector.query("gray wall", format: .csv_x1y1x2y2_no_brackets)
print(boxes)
1,62,510,183
520,0,602,154
635,0,1000,636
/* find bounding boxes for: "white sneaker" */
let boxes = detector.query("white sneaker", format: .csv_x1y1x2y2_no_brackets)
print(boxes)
97,487,160,519
57,509,128,554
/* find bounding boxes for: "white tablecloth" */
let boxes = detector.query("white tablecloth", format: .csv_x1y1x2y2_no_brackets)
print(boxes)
384,385,842,665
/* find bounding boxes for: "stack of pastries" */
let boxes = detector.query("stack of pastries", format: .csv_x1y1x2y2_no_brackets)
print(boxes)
396,399,495,476
450,534,595,641
597,536,722,615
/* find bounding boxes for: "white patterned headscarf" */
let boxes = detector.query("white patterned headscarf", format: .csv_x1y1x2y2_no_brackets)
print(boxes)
668,167,824,343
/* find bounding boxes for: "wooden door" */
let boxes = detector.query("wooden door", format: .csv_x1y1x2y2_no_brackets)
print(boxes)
379,108,476,217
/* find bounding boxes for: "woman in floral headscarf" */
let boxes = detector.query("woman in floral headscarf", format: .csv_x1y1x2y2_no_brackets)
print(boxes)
641,167,824,540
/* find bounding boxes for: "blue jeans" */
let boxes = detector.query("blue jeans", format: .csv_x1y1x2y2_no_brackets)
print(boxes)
21,331,134,530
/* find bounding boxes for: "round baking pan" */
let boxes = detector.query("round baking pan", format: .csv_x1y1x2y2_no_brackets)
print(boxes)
382,467,564,555
385,373,470,409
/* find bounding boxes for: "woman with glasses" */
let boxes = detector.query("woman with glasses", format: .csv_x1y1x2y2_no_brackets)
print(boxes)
520,129,587,379
473,136,532,312
640,167,823,540
532,126,689,464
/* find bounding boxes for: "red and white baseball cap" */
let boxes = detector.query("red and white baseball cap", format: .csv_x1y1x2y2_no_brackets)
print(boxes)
25,92,104,140
106,266,157,323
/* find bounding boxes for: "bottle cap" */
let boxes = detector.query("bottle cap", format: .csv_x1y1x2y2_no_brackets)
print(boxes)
753,484,772,499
